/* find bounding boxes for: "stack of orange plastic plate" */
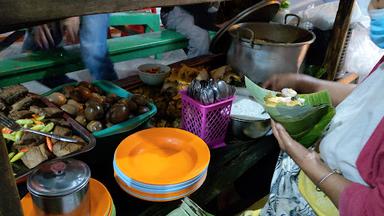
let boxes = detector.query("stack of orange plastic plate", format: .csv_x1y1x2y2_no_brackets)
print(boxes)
113,128,210,202
21,178,115,216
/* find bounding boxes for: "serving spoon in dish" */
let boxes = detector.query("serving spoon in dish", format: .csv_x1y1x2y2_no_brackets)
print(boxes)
0,113,78,143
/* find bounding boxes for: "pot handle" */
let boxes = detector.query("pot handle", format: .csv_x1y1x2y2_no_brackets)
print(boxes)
285,14,301,27
236,27,255,43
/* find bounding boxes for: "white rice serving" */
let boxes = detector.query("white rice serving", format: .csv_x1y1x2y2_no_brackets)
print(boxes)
230,95,270,120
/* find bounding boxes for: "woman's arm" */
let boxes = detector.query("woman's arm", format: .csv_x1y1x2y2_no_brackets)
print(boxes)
271,121,353,207
263,74,356,106
311,78,356,106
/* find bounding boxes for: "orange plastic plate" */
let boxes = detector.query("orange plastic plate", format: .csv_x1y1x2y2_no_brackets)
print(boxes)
115,128,210,185
21,178,112,216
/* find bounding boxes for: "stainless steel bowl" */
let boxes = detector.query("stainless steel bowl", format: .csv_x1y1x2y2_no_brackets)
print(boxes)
230,116,271,139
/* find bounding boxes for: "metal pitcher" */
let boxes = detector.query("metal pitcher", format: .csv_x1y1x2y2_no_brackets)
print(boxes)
27,159,91,216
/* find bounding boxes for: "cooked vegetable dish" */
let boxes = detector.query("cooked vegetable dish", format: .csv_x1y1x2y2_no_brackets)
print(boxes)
0,85,87,170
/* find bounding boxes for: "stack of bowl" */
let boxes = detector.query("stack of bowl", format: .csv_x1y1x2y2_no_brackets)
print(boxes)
113,128,210,202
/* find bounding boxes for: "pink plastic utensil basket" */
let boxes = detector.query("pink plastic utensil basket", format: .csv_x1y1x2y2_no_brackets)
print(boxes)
180,90,234,149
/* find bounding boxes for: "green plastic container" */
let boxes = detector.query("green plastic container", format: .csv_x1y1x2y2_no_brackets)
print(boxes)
43,80,157,138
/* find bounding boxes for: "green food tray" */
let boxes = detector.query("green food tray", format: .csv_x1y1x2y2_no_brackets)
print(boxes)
43,80,157,138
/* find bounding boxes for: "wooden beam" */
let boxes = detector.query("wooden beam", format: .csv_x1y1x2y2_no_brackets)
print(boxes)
323,0,355,80
0,130,23,216
0,0,226,33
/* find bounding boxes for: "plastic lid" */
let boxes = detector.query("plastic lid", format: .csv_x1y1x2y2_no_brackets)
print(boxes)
210,0,280,54
27,159,91,197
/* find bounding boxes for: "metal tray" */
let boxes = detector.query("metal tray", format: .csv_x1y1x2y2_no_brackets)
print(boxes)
7,95,96,183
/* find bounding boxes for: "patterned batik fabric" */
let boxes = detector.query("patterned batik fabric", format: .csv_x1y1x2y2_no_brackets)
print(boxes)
260,151,316,216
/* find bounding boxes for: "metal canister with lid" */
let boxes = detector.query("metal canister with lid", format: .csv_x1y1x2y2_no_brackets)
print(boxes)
27,159,91,216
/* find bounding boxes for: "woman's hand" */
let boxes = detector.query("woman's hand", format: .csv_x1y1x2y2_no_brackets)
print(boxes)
61,17,80,44
272,120,353,208
262,73,321,93
271,120,295,152
262,73,299,91
32,24,55,49
271,120,301,152
263,73,355,106
271,120,321,164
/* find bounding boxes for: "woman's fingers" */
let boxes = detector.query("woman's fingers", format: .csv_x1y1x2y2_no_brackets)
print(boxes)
37,27,49,49
271,120,283,145
34,25,54,49
262,75,278,89
66,23,79,44
272,120,300,152
275,122,301,149
43,25,55,47
63,17,80,44
262,74,304,91
34,33,43,50
262,79,272,89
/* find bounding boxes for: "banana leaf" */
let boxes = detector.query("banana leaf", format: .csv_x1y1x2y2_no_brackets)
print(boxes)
167,198,214,216
298,107,335,146
266,104,330,138
245,77,335,148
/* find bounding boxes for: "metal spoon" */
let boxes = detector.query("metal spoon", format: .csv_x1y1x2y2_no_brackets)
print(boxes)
212,81,220,102
206,87,215,104
193,80,202,101
217,80,229,99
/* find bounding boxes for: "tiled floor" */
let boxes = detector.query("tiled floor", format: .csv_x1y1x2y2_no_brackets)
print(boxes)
0,41,187,94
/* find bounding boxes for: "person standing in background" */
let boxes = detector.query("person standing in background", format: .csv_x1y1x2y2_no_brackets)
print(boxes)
23,14,118,88
160,4,219,58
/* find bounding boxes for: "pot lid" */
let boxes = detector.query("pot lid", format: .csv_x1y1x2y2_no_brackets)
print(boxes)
210,0,280,54
27,159,90,197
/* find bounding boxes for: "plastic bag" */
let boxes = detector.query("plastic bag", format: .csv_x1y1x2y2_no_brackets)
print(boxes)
342,23,384,81
289,0,323,13
297,1,362,30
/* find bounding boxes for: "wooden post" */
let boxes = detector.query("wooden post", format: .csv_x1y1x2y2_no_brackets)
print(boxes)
0,129,23,216
323,0,356,81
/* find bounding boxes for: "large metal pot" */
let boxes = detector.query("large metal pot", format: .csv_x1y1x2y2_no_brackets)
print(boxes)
27,159,91,216
227,22,316,84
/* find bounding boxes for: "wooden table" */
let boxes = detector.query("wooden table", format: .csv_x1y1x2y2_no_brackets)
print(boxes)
6,53,279,215
75,127,279,215
13,54,279,215
81,56,280,215
0,0,357,214
13,112,278,215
